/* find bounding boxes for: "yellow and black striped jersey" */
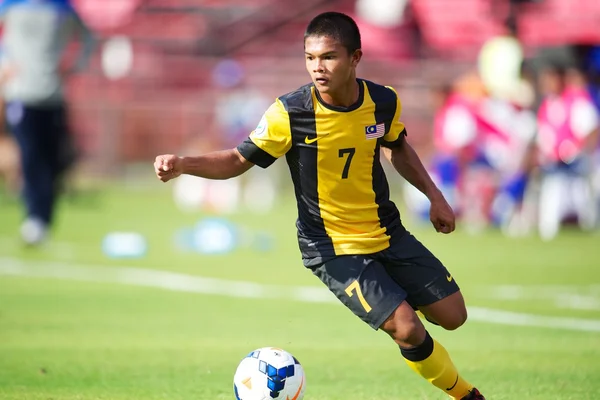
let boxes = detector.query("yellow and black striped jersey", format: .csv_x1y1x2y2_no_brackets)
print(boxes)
237,79,407,265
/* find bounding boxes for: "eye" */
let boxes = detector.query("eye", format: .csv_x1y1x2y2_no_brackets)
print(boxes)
324,55,336,60
306,56,314,61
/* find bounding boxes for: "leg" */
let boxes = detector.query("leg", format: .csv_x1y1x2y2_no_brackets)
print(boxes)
376,232,484,399
381,232,466,331
311,255,482,400
379,301,481,400
380,299,426,348
537,169,564,241
571,172,596,232
8,104,53,243
41,105,72,225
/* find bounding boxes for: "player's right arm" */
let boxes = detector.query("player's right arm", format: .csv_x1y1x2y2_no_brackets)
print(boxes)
154,149,252,182
154,99,291,183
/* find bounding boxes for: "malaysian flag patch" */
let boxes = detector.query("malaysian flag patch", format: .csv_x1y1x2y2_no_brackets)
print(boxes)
365,123,385,139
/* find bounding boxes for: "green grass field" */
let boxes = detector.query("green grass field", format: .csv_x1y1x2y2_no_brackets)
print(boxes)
1,180,599,400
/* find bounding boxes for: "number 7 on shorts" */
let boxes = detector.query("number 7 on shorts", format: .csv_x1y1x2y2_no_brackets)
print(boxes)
345,280,372,312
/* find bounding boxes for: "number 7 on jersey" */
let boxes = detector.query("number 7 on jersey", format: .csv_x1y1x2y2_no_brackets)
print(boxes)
338,147,355,179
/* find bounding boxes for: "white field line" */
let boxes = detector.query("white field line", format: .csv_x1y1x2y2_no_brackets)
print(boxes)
0,257,336,303
1,257,600,332
478,284,600,311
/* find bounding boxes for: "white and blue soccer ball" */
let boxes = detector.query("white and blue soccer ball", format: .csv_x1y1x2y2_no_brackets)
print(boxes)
233,347,306,400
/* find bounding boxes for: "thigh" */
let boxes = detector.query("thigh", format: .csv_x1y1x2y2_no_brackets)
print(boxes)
380,232,460,308
311,255,406,330
33,105,74,172
48,105,76,173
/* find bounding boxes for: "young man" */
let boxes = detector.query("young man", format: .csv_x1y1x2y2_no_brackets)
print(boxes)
0,0,95,245
154,12,485,400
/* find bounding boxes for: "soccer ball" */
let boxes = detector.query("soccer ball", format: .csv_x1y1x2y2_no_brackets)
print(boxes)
233,347,306,400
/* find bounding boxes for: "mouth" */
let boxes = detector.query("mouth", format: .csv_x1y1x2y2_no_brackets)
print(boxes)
315,77,329,85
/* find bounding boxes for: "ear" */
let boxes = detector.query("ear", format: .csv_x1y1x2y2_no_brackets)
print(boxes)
351,49,363,67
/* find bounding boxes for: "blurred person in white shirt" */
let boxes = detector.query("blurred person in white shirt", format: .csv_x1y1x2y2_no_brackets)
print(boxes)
0,0,95,245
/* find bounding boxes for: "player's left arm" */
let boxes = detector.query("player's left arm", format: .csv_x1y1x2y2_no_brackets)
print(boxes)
381,88,455,234
385,137,455,234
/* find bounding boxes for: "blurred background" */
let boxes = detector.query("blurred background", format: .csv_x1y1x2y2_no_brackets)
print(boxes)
1,0,599,241
1,2,600,399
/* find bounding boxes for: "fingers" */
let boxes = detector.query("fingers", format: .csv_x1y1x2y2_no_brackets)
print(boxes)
432,217,455,234
155,156,172,171
439,218,455,234
161,157,172,172
434,222,450,234
154,155,175,182
156,170,171,182
158,170,174,183
439,224,452,234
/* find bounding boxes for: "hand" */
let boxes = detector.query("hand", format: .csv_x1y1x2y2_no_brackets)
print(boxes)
429,194,455,234
154,154,184,183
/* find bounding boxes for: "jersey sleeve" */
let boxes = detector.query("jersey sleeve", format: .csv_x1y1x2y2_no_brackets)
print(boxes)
236,99,292,168
381,86,407,148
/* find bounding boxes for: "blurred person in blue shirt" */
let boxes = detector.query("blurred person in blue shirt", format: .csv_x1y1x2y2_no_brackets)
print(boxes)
0,0,95,245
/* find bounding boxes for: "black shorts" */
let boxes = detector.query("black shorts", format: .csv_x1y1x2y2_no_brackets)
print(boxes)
310,231,460,330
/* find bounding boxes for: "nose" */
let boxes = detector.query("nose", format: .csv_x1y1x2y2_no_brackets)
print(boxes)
312,58,324,73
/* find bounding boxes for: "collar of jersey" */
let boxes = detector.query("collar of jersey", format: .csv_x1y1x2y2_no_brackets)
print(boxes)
314,79,365,113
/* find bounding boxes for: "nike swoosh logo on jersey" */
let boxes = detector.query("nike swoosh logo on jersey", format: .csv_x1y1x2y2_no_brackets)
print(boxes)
304,136,320,144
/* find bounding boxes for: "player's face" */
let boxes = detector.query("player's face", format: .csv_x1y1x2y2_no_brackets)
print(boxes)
304,35,361,95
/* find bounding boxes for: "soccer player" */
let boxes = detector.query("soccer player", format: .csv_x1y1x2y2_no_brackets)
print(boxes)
0,0,95,245
154,12,485,400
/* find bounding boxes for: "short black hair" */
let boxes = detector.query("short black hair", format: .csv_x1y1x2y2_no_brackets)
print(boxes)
304,12,361,54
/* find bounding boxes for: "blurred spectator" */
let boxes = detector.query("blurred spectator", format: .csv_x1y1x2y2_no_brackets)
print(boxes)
478,17,524,103
406,67,538,236
430,83,480,217
478,84,537,236
0,0,95,245
172,59,279,216
536,65,599,240
403,75,493,232
214,81,279,215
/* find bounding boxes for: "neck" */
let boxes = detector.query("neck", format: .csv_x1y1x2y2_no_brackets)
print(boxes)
319,77,359,108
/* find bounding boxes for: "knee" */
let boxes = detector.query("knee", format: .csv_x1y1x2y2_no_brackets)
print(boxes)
438,307,468,331
380,305,426,347
421,292,469,331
